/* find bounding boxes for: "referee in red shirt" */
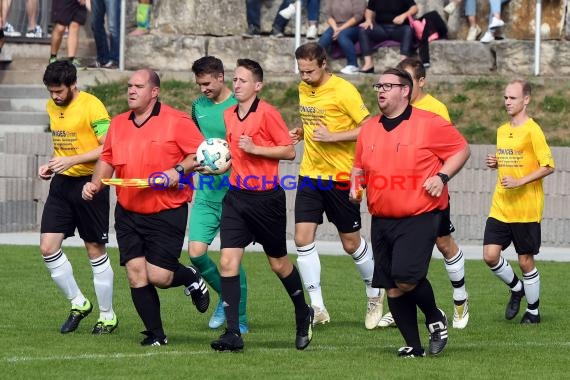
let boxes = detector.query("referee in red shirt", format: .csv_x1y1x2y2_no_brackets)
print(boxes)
351,68,470,358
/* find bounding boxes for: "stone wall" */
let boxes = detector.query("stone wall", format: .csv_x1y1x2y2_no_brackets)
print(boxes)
2,133,569,247
123,0,570,75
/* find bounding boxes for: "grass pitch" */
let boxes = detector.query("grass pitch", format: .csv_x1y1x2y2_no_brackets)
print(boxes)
1,245,568,379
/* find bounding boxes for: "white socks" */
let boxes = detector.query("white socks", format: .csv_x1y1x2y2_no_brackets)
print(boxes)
90,253,115,320
523,268,540,314
296,242,325,309
351,237,380,298
444,249,468,301
43,249,86,306
490,256,522,291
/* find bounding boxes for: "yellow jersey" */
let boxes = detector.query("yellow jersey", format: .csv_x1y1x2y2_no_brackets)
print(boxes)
489,118,555,223
46,91,110,177
298,74,369,179
413,93,451,122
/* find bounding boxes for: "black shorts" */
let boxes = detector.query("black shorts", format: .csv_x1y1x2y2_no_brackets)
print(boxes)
437,201,456,237
294,176,361,233
41,174,109,243
483,217,541,255
371,211,442,289
220,187,287,258
115,203,188,271
52,0,87,26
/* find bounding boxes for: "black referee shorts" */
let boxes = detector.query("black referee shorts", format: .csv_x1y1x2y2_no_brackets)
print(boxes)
220,186,287,258
41,174,109,243
294,176,361,233
371,211,442,289
115,203,188,271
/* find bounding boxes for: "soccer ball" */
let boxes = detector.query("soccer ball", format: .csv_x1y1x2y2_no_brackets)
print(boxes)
196,138,231,175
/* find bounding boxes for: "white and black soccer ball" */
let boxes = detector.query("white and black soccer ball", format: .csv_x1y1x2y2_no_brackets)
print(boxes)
196,138,231,175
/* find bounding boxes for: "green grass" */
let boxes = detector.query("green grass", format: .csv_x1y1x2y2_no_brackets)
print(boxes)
86,76,570,146
1,245,569,379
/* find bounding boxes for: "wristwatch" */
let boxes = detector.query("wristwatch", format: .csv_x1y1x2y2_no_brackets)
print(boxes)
174,164,185,174
436,172,449,185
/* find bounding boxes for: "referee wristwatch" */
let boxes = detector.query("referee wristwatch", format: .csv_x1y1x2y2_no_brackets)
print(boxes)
436,172,450,185
174,164,185,175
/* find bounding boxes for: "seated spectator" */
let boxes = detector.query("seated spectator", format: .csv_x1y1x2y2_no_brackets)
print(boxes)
317,0,366,75
358,0,418,73
444,0,481,41
271,0,320,40
480,0,509,43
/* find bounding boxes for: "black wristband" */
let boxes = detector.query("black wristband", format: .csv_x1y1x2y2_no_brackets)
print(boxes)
437,172,449,184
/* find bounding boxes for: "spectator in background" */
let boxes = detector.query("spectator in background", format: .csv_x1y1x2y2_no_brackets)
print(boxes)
129,0,152,36
49,0,88,69
358,0,418,73
91,0,120,68
480,0,509,43
443,0,481,41
318,0,366,75
1,0,20,36
25,0,42,37
270,0,320,40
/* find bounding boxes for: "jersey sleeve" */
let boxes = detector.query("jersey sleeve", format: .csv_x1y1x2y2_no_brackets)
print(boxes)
425,113,467,161
89,97,111,137
530,123,555,169
339,83,370,126
264,106,293,146
177,115,205,155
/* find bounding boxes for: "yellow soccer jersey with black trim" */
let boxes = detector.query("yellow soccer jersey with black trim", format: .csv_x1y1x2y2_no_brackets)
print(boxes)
489,118,555,223
298,74,369,179
413,93,451,122
47,91,110,177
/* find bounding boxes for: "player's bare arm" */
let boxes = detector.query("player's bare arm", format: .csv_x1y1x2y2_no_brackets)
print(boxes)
48,134,107,174
82,160,114,200
312,117,368,143
423,144,471,197
239,135,295,160
289,127,304,144
501,165,555,189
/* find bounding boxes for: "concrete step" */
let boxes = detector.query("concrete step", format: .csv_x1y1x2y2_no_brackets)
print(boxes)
0,124,47,135
0,111,49,125
0,98,47,112
0,85,48,99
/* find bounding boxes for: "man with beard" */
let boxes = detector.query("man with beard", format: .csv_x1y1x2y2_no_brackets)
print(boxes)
39,60,118,335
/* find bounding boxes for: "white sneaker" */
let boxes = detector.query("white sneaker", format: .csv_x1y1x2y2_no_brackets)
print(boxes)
25,25,42,38
312,305,331,326
443,1,457,14
279,3,296,20
340,65,359,75
466,25,481,41
365,292,385,330
3,23,21,37
378,311,396,327
452,297,470,329
480,30,495,43
488,17,505,29
306,25,318,40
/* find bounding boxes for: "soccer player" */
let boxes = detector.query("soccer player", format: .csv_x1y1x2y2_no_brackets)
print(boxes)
291,42,384,330
375,57,470,329
210,59,313,352
82,69,210,346
39,60,117,334
351,68,470,357
483,79,555,324
188,56,249,334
